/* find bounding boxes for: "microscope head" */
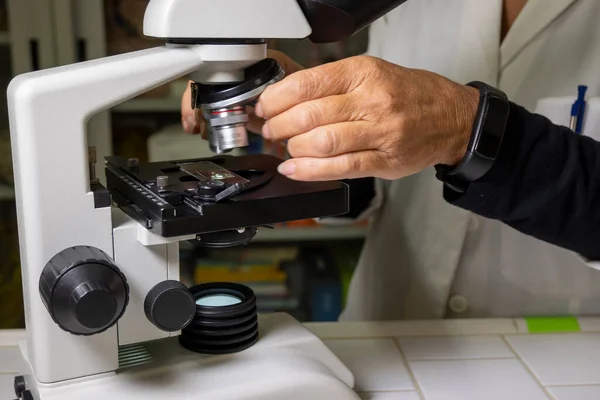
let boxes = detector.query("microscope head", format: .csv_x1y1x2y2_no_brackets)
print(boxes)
143,0,410,46
143,0,409,154
143,0,312,46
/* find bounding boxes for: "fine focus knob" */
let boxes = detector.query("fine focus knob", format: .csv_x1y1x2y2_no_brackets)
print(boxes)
144,280,195,332
197,180,226,198
39,246,129,336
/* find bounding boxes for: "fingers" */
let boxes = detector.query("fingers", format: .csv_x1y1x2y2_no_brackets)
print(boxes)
286,122,378,158
182,51,302,135
256,60,360,120
181,82,196,134
246,106,265,134
181,81,206,135
277,151,382,181
248,51,304,134
198,110,207,139
263,94,361,141
183,51,303,135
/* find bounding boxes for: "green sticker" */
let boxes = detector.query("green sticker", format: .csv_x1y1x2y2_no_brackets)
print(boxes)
341,269,352,308
525,317,580,333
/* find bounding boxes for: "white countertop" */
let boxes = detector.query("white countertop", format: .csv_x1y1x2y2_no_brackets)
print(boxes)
3,317,600,400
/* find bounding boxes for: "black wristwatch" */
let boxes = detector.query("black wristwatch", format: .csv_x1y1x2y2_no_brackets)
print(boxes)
435,81,510,193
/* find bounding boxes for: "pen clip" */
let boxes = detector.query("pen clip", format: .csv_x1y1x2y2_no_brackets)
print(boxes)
577,85,588,102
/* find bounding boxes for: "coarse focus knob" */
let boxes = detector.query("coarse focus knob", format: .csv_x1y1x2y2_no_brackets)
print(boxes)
39,246,129,336
144,280,195,332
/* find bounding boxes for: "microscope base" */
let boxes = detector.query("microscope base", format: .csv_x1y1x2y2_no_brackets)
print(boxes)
18,313,358,400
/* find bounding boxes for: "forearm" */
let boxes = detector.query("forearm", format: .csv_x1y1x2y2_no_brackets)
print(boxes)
445,103,600,260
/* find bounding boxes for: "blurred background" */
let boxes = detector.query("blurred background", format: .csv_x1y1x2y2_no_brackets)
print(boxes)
0,0,369,328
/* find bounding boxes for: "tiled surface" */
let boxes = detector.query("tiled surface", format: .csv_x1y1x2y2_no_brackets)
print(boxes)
505,333,600,385
0,374,16,399
0,331,26,346
578,318,600,332
548,385,600,400
324,339,415,392
409,359,549,400
0,346,26,373
359,392,422,400
398,336,514,361
6,319,600,399
308,319,517,339
514,318,529,334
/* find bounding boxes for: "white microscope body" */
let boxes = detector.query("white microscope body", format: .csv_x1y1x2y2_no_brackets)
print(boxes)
8,0,358,398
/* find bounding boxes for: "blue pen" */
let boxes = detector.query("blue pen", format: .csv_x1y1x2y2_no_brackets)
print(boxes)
569,101,579,131
572,85,588,134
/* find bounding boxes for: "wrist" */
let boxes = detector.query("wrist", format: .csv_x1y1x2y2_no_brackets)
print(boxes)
440,85,479,166
434,82,510,193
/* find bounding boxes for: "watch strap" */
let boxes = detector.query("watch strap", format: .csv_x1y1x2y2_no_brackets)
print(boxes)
435,81,510,193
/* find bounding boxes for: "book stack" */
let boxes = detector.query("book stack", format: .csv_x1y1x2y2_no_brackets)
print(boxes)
194,247,300,314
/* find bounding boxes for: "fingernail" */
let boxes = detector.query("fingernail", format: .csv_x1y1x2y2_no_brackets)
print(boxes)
262,123,271,139
255,102,264,118
278,161,296,176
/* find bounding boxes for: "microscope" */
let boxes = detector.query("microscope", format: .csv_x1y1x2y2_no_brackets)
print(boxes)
7,1,407,399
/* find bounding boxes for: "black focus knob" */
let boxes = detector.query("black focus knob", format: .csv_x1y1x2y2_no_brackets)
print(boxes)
197,180,226,198
145,280,195,332
21,391,34,400
39,246,129,336
13,376,26,398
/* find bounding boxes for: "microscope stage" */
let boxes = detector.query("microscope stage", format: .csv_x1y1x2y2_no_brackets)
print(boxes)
105,155,349,239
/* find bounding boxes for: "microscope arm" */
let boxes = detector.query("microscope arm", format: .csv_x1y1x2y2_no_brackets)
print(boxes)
7,44,265,384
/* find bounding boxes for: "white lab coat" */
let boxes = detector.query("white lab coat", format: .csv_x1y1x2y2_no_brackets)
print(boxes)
340,0,600,321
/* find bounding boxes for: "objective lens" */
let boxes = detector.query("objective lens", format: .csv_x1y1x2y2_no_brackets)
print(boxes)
204,106,250,154
195,294,242,307
191,58,285,155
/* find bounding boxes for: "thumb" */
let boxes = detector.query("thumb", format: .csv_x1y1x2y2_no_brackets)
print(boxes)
181,81,201,134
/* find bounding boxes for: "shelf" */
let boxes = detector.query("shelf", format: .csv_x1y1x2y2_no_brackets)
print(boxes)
0,183,14,201
253,226,366,242
113,96,181,113
0,32,10,45
113,80,187,113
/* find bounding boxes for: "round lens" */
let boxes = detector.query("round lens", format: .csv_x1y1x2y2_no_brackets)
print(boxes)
196,294,242,307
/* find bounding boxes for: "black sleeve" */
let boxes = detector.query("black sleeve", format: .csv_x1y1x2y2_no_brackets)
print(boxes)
444,102,600,260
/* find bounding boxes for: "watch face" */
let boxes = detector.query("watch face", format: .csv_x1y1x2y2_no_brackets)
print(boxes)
475,97,509,159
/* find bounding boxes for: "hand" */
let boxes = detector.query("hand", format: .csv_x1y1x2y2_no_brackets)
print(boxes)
254,56,479,181
181,50,304,137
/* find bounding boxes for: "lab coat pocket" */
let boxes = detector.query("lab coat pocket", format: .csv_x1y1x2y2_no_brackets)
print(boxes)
580,98,600,141
496,97,600,296
527,96,600,269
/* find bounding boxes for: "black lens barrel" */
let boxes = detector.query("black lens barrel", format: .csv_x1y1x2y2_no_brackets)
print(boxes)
179,282,259,354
